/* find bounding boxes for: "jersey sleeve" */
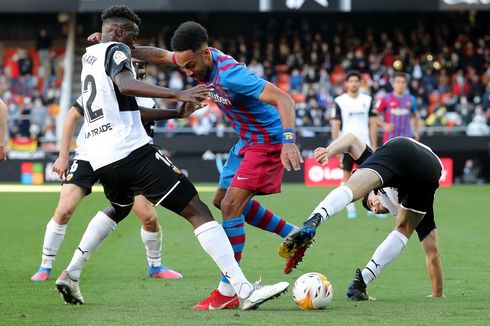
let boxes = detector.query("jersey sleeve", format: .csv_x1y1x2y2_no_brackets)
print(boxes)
330,101,342,121
104,43,133,82
376,96,387,114
368,97,377,117
353,144,373,165
409,95,417,115
72,95,84,116
221,64,266,99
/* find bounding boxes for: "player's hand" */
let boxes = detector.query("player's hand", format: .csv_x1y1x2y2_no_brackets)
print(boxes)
281,143,303,172
0,145,6,163
383,123,394,132
413,131,420,141
87,32,102,43
178,102,205,118
176,84,212,106
53,157,70,179
314,147,331,166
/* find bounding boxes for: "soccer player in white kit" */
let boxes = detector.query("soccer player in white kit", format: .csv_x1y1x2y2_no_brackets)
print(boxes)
330,71,378,218
54,5,288,310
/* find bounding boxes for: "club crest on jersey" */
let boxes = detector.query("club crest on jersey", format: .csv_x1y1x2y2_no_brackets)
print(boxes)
113,51,127,65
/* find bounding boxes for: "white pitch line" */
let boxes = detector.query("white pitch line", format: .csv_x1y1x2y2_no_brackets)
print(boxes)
0,184,216,193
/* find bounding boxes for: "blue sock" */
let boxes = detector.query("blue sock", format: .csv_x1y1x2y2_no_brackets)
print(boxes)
220,216,245,284
243,200,296,238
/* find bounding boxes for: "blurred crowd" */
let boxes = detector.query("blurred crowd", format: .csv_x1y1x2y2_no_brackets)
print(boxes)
2,15,490,148
147,14,490,137
0,29,64,150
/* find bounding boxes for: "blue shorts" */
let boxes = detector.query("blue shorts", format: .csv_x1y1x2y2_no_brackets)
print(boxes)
218,143,243,190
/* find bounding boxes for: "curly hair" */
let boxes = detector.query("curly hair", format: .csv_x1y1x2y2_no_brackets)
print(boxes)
171,21,209,52
101,5,141,26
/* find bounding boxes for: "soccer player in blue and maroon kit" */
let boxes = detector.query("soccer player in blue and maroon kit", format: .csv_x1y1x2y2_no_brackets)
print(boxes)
377,72,420,143
132,21,305,310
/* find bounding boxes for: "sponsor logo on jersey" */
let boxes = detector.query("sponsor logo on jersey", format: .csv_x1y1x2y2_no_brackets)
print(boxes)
113,51,128,65
210,92,232,106
389,108,410,116
85,123,113,138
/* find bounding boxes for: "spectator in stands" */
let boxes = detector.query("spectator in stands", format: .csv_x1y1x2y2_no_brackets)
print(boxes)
466,111,490,136
36,28,52,79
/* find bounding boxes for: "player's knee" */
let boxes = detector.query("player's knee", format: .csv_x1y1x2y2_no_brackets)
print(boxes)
212,196,222,210
54,205,75,223
220,197,236,216
139,213,159,232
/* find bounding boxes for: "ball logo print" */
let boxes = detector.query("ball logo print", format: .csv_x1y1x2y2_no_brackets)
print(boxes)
293,272,333,310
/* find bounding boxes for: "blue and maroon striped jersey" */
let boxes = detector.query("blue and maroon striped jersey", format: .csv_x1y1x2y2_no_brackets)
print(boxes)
205,48,283,146
377,92,417,143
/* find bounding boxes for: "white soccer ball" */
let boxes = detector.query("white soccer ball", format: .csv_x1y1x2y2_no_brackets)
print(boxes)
292,272,333,310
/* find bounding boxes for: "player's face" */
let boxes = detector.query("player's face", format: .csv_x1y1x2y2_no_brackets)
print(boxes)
119,22,139,49
175,49,211,82
392,76,407,95
367,191,389,214
345,76,360,93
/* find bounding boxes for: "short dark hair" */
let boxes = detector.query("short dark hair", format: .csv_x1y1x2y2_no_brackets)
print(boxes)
361,194,370,211
345,70,362,82
171,21,209,52
393,71,408,80
101,5,141,26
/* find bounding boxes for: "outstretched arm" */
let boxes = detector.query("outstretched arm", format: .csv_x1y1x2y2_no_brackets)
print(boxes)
53,107,82,178
131,46,176,66
259,82,303,172
420,229,444,298
314,133,367,166
139,102,201,121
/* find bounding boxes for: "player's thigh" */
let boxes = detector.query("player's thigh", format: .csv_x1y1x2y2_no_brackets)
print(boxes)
53,184,87,223
220,186,256,218
344,168,382,201
218,146,243,191
178,194,215,229
394,207,425,239
133,195,159,231
135,149,199,216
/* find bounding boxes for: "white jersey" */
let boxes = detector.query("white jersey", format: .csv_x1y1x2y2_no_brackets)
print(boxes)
72,95,89,161
331,93,376,146
80,42,151,170
378,187,400,217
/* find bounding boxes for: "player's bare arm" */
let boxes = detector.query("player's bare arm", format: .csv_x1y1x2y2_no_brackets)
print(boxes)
132,46,176,66
113,69,211,106
411,112,421,140
139,102,200,121
54,107,82,178
330,119,341,141
87,32,175,66
0,99,7,162
420,229,444,298
314,133,367,166
258,82,303,172
369,116,378,151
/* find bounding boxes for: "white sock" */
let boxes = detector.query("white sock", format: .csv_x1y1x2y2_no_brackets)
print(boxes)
194,221,253,299
309,185,354,222
40,218,67,269
346,202,356,213
66,211,116,280
141,227,162,267
361,230,408,285
217,281,236,297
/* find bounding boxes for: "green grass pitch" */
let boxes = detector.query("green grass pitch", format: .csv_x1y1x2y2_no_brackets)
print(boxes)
0,184,489,325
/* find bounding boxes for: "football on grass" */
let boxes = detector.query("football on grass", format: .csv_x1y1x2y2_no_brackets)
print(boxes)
292,272,333,310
